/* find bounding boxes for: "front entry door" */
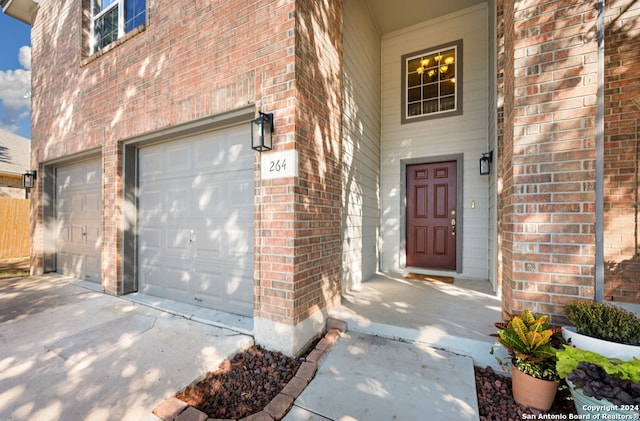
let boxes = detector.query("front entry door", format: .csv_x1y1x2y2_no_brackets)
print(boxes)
406,161,457,270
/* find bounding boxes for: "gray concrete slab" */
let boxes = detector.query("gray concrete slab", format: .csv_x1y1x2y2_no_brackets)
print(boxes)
0,275,253,421
329,272,503,369
286,332,479,421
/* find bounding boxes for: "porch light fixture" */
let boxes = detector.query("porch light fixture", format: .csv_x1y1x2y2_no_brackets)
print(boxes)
22,170,37,189
251,112,274,152
479,151,493,176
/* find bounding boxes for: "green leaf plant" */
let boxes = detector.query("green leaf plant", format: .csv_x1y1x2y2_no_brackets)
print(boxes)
491,309,563,381
556,345,640,382
565,300,640,345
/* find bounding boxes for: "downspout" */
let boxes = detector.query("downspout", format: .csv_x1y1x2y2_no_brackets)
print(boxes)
632,96,640,257
595,0,605,301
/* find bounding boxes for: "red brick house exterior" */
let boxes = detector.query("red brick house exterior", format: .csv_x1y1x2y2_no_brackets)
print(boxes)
499,0,640,322
4,0,640,354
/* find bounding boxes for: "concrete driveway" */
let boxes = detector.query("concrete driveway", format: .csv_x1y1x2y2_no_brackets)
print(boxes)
0,275,253,421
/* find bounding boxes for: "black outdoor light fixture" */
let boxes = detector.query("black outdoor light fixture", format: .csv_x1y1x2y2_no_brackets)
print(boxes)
479,151,493,176
22,170,37,189
251,112,274,152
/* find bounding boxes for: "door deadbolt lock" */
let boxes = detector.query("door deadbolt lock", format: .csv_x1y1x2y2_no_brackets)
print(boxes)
450,209,456,236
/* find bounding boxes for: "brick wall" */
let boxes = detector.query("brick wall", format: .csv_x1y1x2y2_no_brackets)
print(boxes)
30,0,343,328
500,0,599,322
602,0,640,303
31,0,290,289
499,0,516,318
290,0,343,324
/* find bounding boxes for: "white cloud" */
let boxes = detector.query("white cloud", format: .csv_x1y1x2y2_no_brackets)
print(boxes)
18,46,31,71
0,46,31,132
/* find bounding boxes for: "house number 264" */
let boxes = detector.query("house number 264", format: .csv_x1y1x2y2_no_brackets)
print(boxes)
261,149,298,180
269,159,286,173
261,150,298,180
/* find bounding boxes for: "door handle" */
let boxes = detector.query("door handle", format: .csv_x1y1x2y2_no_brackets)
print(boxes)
451,217,456,236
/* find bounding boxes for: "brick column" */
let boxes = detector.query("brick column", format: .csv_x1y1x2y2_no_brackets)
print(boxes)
254,0,343,356
101,137,122,295
500,0,599,321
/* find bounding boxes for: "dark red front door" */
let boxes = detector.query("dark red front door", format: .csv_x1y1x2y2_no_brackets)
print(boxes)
406,161,457,270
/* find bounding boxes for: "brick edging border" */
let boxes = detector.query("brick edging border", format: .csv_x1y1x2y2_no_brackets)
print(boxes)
152,318,347,421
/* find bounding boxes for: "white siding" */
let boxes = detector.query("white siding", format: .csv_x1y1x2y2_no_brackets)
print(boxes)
487,0,498,292
342,0,382,290
380,4,490,279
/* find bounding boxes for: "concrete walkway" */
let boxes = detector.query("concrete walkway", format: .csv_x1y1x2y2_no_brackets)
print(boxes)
0,275,253,421
283,332,479,421
0,273,490,421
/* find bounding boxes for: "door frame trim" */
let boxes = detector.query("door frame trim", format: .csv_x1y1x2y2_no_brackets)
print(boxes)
400,154,463,273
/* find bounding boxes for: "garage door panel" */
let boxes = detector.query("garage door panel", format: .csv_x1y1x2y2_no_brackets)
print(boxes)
86,192,101,214
228,132,254,168
139,227,161,249
86,226,100,244
85,256,100,282
231,180,254,207
139,265,161,288
192,182,223,212
194,137,224,169
192,271,253,315
196,233,222,255
140,150,164,177
167,143,192,175
71,196,84,213
166,268,191,291
194,131,253,173
166,186,191,218
138,125,254,316
55,159,102,282
165,227,190,250
192,189,220,212
138,190,163,222
70,226,83,244
224,228,252,255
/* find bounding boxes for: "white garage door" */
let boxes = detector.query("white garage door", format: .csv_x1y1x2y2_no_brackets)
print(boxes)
56,159,102,283
138,125,254,316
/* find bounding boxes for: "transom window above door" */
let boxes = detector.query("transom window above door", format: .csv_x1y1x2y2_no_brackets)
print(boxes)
90,0,146,54
401,40,463,123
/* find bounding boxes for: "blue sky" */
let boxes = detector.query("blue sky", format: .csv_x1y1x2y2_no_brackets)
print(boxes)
0,12,31,139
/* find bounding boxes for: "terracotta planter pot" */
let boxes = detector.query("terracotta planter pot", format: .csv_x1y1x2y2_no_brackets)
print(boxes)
562,326,640,360
511,366,558,411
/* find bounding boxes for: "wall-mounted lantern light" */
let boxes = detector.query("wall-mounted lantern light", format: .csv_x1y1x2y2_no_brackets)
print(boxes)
251,112,274,152
479,151,493,176
22,170,37,189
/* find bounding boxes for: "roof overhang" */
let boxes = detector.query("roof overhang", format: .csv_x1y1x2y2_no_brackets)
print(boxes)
1,0,39,25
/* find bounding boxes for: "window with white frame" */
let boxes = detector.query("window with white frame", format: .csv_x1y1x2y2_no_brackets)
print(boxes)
401,40,462,123
91,0,146,53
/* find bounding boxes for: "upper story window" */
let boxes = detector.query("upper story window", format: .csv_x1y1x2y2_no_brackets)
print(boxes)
91,0,146,53
401,40,462,124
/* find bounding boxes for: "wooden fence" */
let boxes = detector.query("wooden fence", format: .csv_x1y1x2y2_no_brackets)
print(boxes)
0,198,30,259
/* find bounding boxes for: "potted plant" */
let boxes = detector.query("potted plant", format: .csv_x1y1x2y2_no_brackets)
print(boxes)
563,300,640,360
556,345,640,417
492,309,563,410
